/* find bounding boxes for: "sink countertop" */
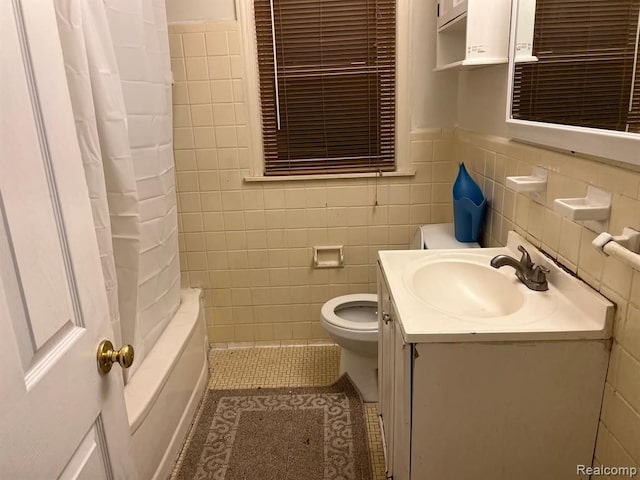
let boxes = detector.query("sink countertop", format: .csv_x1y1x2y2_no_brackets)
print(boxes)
378,231,614,343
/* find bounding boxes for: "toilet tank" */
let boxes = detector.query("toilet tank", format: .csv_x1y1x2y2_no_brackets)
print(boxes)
411,223,480,250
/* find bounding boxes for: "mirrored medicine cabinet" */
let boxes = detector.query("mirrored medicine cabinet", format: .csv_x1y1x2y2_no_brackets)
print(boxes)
507,0,640,167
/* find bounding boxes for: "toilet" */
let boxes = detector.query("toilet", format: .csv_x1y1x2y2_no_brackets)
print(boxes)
320,223,480,402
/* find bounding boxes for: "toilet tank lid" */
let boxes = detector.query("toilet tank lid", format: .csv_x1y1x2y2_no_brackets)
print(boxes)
419,223,480,249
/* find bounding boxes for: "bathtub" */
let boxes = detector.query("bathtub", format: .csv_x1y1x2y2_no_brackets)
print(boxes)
124,288,208,480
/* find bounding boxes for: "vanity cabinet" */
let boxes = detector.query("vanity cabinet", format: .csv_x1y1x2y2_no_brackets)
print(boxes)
377,261,610,480
435,0,511,71
377,264,411,480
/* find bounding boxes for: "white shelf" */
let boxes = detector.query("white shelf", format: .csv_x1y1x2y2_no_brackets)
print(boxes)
433,60,465,72
434,57,508,72
435,0,511,72
515,55,539,63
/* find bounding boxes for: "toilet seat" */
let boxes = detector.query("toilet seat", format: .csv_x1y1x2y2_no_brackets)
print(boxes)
321,294,378,332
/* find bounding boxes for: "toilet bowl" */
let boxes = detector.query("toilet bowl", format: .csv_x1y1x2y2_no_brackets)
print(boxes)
320,293,378,401
320,223,481,403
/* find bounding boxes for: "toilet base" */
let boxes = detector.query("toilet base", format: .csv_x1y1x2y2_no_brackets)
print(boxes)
340,349,378,402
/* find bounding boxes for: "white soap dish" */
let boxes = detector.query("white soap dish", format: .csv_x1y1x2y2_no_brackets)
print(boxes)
506,167,547,204
554,198,610,221
506,171,547,192
505,176,547,191
554,186,611,223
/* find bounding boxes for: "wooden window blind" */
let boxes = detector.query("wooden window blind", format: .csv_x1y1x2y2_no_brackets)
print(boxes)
254,0,396,176
513,0,640,133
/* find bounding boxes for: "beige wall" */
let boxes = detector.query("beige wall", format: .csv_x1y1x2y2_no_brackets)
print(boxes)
168,21,456,345
411,0,458,129
456,130,640,474
166,0,235,23
457,65,509,137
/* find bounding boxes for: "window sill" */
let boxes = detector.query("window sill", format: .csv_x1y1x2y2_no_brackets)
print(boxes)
244,170,415,183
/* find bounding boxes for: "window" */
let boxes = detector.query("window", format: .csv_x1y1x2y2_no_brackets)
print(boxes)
512,0,640,133
253,0,396,176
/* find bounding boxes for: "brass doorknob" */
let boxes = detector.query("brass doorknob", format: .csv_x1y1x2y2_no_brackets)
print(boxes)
97,340,134,374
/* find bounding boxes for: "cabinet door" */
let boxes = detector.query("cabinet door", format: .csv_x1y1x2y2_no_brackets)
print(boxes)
377,263,395,476
409,342,608,479
378,261,412,480
391,325,412,480
437,0,467,28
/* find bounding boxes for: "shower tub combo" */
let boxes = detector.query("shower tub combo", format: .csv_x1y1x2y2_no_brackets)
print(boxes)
124,289,208,480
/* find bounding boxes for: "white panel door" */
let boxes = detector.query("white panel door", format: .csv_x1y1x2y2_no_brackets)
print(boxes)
0,1,136,478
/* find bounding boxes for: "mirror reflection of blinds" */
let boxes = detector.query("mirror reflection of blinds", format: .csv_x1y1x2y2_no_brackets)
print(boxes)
254,0,396,176
513,0,640,134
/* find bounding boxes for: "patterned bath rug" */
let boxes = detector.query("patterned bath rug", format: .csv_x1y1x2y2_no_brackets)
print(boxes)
175,375,373,480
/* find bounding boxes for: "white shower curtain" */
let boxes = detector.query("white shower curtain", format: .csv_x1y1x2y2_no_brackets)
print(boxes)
54,0,180,379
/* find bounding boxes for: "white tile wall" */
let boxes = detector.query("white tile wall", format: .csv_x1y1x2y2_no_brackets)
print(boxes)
169,21,452,344
456,129,640,476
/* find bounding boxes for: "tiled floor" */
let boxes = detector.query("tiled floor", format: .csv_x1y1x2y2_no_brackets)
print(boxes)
170,345,386,480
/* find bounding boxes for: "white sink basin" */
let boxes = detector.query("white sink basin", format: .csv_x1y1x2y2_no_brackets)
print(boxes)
408,260,525,317
378,231,614,343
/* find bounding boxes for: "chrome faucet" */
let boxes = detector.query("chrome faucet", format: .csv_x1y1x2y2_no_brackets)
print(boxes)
490,245,550,291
